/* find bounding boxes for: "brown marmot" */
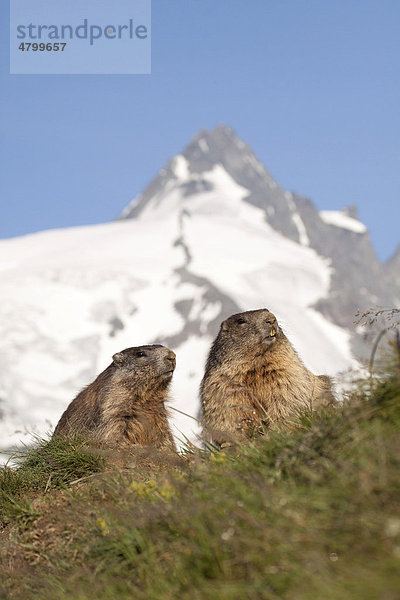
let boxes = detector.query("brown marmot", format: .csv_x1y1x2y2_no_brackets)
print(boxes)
200,309,335,445
54,345,176,452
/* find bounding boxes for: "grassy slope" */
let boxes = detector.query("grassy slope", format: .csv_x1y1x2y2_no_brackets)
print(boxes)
1,370,400,600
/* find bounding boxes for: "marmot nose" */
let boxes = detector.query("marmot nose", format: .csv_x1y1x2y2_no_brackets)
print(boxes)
164,350,176,369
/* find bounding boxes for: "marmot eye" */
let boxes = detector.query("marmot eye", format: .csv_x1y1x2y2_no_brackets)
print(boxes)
136,351,146,358
236,318,247,325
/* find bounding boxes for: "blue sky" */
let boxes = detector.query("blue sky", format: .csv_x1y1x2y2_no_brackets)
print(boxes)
1,0,399,260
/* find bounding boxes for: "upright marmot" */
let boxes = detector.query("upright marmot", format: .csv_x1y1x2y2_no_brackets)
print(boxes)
54,345,176,452
200,309,334,445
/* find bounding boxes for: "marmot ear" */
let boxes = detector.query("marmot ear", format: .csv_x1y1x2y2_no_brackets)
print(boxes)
221,320,228,332
112,352,125,367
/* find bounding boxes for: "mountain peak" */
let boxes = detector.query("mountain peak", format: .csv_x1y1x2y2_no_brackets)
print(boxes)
213,123,236,136
191,124,241,146
119,125,395,336
181,124,273,183
120,125,277,219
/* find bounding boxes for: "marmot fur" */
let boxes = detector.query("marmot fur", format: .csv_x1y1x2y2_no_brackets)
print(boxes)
200,309,334,444
54,345,176,452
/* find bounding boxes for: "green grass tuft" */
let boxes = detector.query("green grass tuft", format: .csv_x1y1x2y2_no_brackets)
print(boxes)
0,435,106,527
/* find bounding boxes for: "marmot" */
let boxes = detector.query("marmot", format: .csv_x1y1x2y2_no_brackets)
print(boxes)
54,345,176,452
200,309,335,445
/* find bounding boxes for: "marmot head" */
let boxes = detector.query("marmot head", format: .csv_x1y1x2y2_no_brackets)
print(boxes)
112,345,176,391
215,309,279,364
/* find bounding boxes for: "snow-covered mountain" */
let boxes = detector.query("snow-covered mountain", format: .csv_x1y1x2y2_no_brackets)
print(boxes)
0,125,396,457
385,245,400,298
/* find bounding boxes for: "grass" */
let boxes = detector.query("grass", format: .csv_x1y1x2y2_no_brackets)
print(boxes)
0,355,399,600
0,435,106,528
